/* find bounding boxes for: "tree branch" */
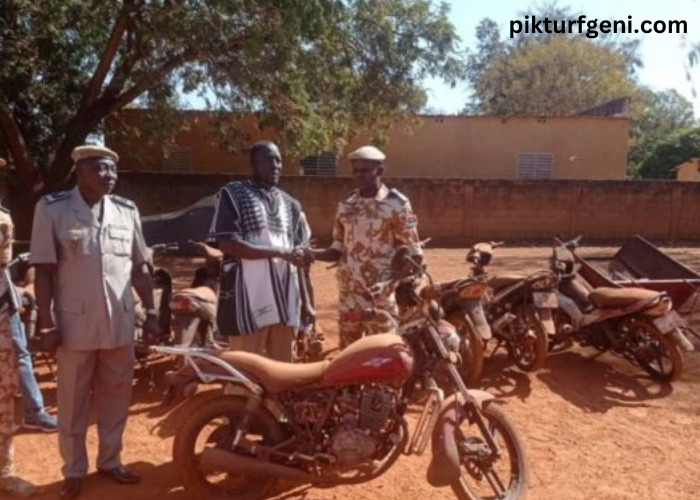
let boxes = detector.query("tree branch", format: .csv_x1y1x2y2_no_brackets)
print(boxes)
0,101,42,193
81,7,132,109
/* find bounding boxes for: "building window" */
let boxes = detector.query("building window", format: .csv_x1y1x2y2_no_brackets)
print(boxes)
163,146,192,173
300,151,337,176
518,152,554,179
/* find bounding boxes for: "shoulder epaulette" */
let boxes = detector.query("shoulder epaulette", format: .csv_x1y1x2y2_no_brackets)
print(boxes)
110,194,136,209
388,188,409,204
43,191,70,205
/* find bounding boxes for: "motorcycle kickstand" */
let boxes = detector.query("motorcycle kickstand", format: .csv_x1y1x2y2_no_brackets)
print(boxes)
37,352,58,382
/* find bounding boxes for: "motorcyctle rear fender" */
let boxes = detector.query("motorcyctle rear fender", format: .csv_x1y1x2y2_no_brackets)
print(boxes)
171,315,202,346
537,307,556,336
426,391,495,487
463,299,492,340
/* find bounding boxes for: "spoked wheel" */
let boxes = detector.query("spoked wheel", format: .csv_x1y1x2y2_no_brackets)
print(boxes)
505,305,548,372
451,405,528,500
448,314,485,386
173,393,285,500
625,319,684,382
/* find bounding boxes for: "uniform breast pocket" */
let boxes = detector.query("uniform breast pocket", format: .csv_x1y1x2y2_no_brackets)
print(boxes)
59,228,91,258
105,226,133,256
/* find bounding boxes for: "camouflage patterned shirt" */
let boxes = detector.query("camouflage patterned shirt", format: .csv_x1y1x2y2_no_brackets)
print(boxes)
331,184,422,312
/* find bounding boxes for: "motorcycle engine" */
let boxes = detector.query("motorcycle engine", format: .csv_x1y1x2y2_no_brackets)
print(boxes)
331,386,398,468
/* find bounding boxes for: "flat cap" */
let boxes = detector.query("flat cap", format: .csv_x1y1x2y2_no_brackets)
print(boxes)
71,145,119,164
348,145,386,162
0,158,5,168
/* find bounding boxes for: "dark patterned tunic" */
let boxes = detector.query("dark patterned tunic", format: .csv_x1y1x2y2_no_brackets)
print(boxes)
210,180,311,336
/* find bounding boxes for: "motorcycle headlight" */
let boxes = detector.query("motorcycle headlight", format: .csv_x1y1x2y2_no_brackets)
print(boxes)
531,275,555,290
458,282,488,299
437,322,461,352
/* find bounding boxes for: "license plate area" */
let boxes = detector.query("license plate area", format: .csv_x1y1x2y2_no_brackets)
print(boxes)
653,310,683,334
533,292,558,308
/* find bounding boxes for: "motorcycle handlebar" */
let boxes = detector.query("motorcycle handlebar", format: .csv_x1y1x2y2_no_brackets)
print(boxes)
361,308,400,332
554,234,583,250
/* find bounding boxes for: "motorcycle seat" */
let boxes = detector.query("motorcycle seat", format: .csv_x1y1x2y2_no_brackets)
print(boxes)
173,287,217,303
488,275,526,290
218,351,330,393
588,287,660,308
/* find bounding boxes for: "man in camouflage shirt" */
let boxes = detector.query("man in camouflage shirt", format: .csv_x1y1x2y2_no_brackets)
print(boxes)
0,158,39,497
312,146,422,348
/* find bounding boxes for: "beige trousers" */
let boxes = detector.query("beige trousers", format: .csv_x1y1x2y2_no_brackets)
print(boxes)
228,324,296,362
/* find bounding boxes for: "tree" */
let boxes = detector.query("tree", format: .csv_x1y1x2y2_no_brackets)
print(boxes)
0,0,462,231
636,128,700,179
629,88,697,176
463,17,639,116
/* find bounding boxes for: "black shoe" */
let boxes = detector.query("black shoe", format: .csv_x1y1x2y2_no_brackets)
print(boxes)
59,478,83,500
97,465,141,485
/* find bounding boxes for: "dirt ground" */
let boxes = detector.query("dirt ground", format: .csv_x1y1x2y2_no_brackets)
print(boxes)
12,246,700,500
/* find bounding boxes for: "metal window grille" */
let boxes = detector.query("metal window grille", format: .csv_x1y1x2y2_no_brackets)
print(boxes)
300,151,337,176
163,146,193,173
517,152,554,179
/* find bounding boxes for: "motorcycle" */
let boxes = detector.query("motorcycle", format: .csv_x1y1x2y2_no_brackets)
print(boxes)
168,241,222,350
6,253,39,350
152,248,528,500
440,242,554,382
550,236,693,382
475,243,554,373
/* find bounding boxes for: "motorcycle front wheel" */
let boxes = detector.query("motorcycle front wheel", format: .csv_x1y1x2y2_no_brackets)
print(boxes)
173,393,285,500
451,404,528,500
505,305,548,372
625,318,684,382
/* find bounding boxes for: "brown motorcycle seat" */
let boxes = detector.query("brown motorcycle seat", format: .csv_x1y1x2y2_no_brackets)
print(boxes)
173,287,217,303
588,287,660,308
488,275,526,290
218,351,330,393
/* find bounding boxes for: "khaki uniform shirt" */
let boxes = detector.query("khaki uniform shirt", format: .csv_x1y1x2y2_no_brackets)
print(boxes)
331,184,422,313
29,187,149,351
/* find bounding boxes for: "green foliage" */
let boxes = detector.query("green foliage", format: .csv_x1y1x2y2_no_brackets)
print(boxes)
0,0,462,192
629,88,697,176
636,128,700,179
463,15,639,116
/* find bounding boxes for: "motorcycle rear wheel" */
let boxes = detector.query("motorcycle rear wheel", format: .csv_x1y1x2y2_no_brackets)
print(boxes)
625,318,684,382
450,404,528,500
505,305,548,372
173,393,285,500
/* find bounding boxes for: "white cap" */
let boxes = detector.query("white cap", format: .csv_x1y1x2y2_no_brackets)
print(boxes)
71,145,119,164
348,145,386,162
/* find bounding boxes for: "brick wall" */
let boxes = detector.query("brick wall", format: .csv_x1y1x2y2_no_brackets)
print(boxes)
116,173,700,243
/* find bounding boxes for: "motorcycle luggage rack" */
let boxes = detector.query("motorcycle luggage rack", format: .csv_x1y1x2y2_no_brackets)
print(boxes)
151,345,263,396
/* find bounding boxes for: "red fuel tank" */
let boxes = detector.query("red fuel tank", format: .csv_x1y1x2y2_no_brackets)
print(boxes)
321,333,414,387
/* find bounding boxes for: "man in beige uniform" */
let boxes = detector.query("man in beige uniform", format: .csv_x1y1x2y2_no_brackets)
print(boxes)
312,146,422,348
30,146,158,500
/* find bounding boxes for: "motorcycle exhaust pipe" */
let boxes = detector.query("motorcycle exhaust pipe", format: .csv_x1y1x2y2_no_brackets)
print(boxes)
671,329,695,352
200,448,325,483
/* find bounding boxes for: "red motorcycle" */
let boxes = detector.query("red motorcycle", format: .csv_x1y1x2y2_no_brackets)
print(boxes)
153,251,528,500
